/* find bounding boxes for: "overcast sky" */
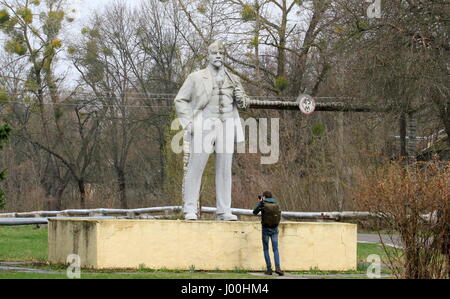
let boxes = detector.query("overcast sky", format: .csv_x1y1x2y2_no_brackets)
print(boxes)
58,0,141,84
73,0,118,22
74,0,139,21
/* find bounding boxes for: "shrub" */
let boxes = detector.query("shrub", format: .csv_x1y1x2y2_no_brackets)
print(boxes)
354,159,449,279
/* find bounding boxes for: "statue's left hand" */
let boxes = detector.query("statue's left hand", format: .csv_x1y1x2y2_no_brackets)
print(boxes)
235,87,248,109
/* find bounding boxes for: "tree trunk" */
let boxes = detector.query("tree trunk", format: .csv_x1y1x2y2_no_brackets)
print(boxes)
46,194,60,211
78,179,86,209
277,34,286,79
158,127,166,184
42,155,67,210
44,179,67,211
117,168,128,209
335,112,345,211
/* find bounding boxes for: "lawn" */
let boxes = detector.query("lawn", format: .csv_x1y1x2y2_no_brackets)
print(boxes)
357,242,391,263
0,226,48,262
0,270,265,279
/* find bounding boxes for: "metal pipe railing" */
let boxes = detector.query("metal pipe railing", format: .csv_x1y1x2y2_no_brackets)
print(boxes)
0,206,376,226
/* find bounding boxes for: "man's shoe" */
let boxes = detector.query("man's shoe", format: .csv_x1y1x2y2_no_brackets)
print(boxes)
216,213,238,221
184,213,198,220
275,267,284,276
264,268,272,275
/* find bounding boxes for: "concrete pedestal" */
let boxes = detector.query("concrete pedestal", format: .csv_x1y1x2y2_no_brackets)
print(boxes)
48,219,357,271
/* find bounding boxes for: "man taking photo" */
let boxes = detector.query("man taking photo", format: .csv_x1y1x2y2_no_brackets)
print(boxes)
253,191,284,276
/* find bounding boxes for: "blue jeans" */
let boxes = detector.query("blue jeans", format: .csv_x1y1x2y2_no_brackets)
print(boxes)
262,227,280,269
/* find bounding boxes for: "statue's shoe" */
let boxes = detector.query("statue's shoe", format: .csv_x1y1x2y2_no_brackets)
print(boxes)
184,213,198,220
216,213,238,221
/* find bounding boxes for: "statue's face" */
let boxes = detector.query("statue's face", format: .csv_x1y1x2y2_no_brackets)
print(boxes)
208,48,224,69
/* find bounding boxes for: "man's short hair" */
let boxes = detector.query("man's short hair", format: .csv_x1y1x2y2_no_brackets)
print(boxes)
263,191,273,198
208,41,225,53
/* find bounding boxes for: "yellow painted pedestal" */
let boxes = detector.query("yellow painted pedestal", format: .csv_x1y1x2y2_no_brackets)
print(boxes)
48,219,357,271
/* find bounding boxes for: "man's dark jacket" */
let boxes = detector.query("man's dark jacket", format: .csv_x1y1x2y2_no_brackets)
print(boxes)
253,198,279,228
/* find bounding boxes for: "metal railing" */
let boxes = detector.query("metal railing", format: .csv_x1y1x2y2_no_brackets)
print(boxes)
0,206,376,226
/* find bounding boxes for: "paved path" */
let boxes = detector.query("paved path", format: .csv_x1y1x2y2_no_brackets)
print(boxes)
248,272,393,279
0,263,394,279
358,234,402,248
0,265,60,274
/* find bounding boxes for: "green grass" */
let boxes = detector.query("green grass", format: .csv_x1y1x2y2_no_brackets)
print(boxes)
357,242,389,263
0,226,47,262
287,242,397,276
0,270,265,279
358,242,402,264
11,262,264,275
357,230,396,235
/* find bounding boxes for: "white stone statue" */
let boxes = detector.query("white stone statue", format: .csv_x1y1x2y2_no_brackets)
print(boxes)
174,41,248,221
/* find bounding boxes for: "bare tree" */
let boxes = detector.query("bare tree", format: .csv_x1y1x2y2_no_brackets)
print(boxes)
175,0,337,96
70,0,184,208
330,0,449,151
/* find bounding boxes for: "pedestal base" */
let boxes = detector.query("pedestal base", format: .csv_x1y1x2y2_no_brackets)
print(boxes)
48,219,357,271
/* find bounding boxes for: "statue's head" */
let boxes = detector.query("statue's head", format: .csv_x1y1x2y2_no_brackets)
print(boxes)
208,41,225,69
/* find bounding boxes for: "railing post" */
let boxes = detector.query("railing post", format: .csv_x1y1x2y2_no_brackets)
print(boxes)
407,112,417,159
399,112,407,157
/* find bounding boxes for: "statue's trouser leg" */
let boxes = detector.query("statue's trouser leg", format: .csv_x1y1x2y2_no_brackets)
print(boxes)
215,152,233,215
183,143,211,216
183,118,218,215
214,118,235,215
